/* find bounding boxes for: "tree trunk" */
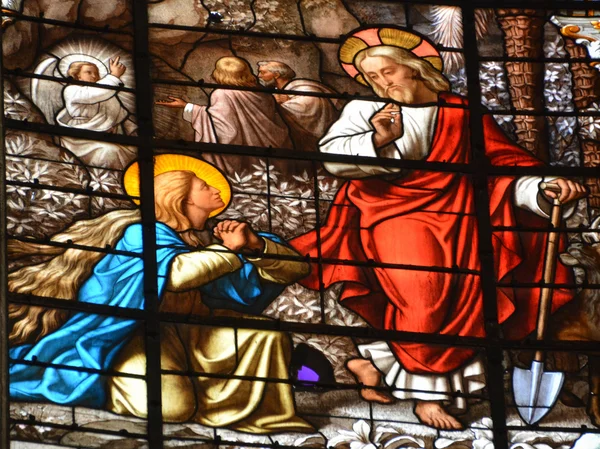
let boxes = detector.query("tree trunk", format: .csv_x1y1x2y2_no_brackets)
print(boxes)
564,39,599,109
496,9,549,161
564,39,600,209
580,140,600,209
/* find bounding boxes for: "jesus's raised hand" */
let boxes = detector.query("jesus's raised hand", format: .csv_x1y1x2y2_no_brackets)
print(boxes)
371,103,403,149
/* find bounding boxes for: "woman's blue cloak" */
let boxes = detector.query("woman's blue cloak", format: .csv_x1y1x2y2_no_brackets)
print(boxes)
9,222,287,407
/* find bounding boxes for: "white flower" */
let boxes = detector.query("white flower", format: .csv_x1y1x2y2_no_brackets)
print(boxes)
586,120,600,138
5,133,33,155
579,39,600,59
556,117,576,135
328,420,426,449
4,87,32,120
544,37,567,58
545,86,563,104
472,418,494,449
545,69,561,83
572,433,600,449
89,169,120,192
328,420,378,449
584,101,600,112
7,215,35,235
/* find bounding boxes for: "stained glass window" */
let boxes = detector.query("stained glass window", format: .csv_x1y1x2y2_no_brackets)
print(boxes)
3,2,600,449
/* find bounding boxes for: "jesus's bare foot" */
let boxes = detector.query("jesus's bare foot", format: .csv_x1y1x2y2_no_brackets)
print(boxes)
414,401,463,430
346,358,395,404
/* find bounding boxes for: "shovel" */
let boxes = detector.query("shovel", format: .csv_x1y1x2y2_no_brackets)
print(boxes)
513,182,564,425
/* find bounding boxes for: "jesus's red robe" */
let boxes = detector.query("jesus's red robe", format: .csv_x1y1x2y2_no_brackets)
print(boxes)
291,93,573,375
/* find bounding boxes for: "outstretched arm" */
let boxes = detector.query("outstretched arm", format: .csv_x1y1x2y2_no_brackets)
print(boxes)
155,96,188,109
155,96,213,143
482,115,586,218
245,237,311,284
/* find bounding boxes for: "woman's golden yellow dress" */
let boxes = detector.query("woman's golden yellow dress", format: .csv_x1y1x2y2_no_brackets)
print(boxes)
106,238,314,433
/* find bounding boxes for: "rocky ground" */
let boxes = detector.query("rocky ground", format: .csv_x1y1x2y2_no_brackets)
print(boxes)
9,380,600,449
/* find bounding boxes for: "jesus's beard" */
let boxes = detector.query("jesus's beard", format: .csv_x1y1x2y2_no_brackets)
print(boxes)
384,84,415,104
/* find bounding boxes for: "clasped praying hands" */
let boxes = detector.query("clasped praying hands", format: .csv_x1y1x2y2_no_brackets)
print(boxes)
213,220,265,253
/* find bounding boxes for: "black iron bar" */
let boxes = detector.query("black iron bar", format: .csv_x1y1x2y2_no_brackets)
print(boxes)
9,291,600,352
6,118,600,177
463,6,510,448
3,69,136,93
0,13,9,449
131,1,163,447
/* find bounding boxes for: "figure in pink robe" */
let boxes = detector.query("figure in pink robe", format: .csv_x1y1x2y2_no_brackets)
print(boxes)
157,57,292,174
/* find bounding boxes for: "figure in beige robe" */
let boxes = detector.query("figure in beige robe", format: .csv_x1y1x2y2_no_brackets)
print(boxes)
257,61,343,153
157,57,293,174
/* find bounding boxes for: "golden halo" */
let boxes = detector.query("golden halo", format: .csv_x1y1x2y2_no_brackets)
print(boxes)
379,28,422,52
339,36,368,64
123,154,231,218
339,26,443,86
423,56,443,73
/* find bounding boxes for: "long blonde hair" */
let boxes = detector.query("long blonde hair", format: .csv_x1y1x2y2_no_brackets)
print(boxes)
8,209,141,345
355,45,450,96
154,170,203,246
212,56,257,87
8,170,205,345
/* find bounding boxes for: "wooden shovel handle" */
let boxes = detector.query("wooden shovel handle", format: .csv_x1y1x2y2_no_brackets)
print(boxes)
539,182,561,193
534,198,562,363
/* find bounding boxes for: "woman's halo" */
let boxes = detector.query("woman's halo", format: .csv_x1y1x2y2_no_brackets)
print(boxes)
58,54,109,79
123,154,232,218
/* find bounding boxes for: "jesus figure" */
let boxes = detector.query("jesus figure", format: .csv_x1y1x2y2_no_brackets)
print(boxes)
291,27,587,430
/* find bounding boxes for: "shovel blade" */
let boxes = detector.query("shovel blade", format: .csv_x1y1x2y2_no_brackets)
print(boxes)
513,361,564,425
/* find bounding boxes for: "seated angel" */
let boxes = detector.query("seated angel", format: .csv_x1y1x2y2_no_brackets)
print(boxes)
8,155,313,433
33,52,137,169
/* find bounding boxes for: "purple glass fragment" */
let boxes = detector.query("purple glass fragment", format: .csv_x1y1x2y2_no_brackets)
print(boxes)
297,365,320,383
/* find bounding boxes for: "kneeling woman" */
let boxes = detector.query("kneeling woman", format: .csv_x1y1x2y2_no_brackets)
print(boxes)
8,155,313,434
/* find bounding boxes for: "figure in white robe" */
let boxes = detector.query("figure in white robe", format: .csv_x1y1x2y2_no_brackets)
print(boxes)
291,40,587,429
56,57,137,169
